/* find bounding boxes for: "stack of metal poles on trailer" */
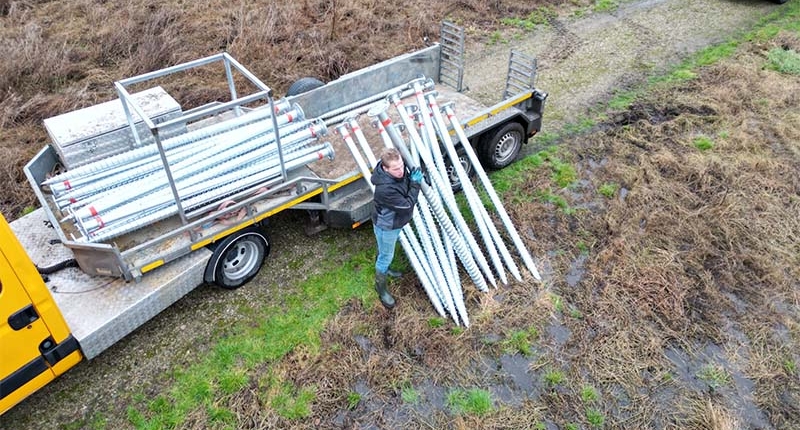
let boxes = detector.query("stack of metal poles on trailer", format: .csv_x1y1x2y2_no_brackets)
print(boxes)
42,100,334,243
336,77,541,326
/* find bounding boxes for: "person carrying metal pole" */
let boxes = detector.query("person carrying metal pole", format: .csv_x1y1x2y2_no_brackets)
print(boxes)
370,147,423,309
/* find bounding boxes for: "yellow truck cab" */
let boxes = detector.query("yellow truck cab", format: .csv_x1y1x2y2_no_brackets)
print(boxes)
0,213,82,414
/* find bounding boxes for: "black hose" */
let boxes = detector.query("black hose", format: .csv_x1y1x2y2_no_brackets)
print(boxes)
36,259,78,274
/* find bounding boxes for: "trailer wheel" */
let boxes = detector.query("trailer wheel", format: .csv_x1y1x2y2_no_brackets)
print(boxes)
286,77,324,96
206,226,270,289
480,122,525,170
444,145,474,192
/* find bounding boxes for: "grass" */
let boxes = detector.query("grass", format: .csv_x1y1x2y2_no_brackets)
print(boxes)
446,388,494,416
593,0,618,13
580,385,599,403
346,392,361,410
500,7,557,31
401,386,421,404
696,364,731,391
598,182,618,198
784,359,797,375
766,47,800,74
126,248,374,427
501,326,540,356
586,407,605,427
693,135,714,151
544,369,565,387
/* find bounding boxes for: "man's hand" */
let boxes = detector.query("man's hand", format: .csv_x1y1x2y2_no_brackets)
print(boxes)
409,167,424,184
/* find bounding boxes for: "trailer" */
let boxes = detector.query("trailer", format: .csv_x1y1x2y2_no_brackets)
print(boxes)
0,22,546,415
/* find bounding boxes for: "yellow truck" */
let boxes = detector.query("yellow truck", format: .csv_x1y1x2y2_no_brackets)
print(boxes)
0,22,546,415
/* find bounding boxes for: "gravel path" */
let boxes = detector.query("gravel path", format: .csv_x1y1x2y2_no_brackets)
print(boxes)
0,0,783,427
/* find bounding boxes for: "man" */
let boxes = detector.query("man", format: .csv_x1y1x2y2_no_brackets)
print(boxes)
370,148,423,309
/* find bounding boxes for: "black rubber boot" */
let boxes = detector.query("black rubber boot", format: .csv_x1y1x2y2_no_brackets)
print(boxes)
386,269,403,278
375,271,396,309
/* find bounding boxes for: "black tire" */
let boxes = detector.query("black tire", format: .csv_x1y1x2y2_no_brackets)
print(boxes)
479,122,526,170
286,77,324,96
205,226,270,289
444,145,475,192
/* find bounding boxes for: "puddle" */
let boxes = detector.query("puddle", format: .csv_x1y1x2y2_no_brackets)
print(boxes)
547,322,572,348
499,353,537,395
665,342,772,428
565,254,587,287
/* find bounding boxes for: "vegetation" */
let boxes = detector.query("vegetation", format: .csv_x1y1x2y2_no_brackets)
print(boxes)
3,0,800,429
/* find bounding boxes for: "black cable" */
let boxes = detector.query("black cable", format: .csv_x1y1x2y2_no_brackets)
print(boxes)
36,258,78,274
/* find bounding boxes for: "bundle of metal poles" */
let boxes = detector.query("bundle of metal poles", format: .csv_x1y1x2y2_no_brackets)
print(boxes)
42,100,333,243
338,77,541,326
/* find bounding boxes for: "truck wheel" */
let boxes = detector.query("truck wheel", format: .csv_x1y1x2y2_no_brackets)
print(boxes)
206,226,270,289
444,145,474,192
286,77,324,96
480,122,525,170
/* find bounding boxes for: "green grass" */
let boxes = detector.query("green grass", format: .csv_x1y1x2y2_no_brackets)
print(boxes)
783,359,797,375
594,0,618,13
550,158,578,188
551,294,564,312
766,47,800,75
401,385,421,404
607,90,639,111
696,364,731,390
428,317,446,328
565,423,579,430
581,385,599,403
544,369,565,386
598,182,618,198
586,407,605,427
693,135,714,151
500,7,556,31
259,373,317,420
446,388,494,416
346,392,361,410
488,31,507,46
127,246,375,428
501,327,540,356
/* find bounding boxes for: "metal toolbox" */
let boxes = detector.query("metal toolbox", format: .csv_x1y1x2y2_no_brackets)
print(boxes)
43,86,185,169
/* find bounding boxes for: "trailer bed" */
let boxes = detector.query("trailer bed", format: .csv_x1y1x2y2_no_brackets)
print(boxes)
10,209,210,360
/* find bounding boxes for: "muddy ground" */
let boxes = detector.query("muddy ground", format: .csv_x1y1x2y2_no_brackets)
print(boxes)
2,0,799,429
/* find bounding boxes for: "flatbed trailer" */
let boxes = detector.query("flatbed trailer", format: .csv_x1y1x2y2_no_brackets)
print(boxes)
0,22,546,415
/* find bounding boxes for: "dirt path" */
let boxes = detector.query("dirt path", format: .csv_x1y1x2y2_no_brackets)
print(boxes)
0,0,785,428
463,0,776,135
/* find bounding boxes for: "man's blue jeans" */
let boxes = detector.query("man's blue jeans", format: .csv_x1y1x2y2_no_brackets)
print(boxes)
373,225,402,274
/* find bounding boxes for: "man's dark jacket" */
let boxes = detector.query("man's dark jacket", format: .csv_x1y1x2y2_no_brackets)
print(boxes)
371,160,421,230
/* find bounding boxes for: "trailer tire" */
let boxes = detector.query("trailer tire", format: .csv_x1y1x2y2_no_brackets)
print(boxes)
206,226,270,289
480,122,525,170
444,145,474,192
286,77,324,96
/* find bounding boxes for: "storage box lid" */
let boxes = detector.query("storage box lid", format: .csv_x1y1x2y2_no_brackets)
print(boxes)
43,86,180,147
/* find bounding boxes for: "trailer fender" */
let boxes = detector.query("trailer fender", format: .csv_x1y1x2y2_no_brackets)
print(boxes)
203,225,270,289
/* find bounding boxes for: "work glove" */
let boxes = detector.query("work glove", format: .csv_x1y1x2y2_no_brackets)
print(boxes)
409,167,424,184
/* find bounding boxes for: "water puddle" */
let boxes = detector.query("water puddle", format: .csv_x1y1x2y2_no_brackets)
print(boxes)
565,254,587,287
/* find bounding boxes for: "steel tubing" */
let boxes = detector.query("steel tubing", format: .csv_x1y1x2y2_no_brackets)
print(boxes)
49,106,304,197
81,142,333,242
77,137,319,233
56,117,317,212
337,122,445,317
44,99,293,187
70,118,320,221
370,104,490,292
442,103,541,281
385,94,496,289
426,93,520,284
